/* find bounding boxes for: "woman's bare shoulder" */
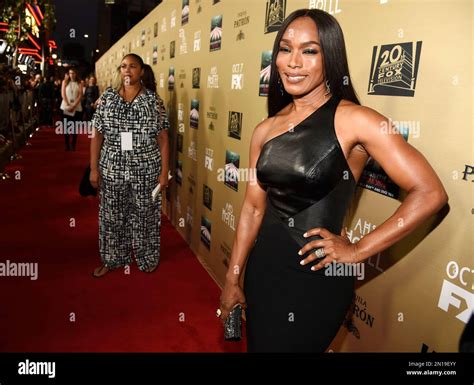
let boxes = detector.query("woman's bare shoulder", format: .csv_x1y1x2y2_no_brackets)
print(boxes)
337,99,385,125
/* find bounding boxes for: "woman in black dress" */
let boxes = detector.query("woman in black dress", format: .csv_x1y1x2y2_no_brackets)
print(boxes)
83,75,99,121
218,9,448,352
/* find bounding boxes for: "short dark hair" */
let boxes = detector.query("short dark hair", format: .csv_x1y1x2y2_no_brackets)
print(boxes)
267,9,360,117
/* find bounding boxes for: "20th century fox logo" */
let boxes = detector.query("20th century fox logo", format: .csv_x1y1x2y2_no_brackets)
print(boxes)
368,41,422,97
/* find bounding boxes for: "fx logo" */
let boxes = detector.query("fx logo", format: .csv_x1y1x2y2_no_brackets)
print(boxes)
437,261,473,323
231,74,243,90
205,156,213,171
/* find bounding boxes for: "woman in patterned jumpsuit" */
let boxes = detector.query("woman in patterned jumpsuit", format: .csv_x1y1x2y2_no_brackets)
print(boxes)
89,53,170,277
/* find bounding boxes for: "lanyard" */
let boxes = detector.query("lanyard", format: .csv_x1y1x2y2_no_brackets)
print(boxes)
121,86,143,133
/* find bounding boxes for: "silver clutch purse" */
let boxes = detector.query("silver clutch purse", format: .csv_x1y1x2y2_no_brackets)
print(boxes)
224,305,242,341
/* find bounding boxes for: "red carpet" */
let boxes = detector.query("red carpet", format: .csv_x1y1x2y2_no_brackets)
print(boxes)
0,125,246,352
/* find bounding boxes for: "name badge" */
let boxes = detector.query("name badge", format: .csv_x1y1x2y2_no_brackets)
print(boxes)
121,132,133,151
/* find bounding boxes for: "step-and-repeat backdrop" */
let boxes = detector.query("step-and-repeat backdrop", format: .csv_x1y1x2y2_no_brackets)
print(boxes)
95,0,473,352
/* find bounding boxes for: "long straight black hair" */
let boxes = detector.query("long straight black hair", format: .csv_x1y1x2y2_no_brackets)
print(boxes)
267,9,360,117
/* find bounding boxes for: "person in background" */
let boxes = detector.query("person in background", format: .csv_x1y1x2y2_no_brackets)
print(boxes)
89,53,170,277
38,76,54,126
83,75,99,121
60,68,83,151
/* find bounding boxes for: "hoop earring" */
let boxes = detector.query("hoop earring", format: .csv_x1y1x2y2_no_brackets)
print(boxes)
277,76,284,95
324,80,331,96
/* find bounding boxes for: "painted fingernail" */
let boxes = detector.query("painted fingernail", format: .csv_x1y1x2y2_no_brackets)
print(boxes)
298,250,302,255
311,266,316,271
300,260,305,265
303,232,308,237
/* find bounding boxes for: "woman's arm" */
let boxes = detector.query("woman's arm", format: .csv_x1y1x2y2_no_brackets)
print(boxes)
351,107,448,261
300,105,449,269
71,82,83,110
157,130,169,187
219,120,270,320
61,80,68,105
89,128,104,188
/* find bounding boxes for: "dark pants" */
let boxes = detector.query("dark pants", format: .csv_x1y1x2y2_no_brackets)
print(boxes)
63,111,82,151
40,98,53,126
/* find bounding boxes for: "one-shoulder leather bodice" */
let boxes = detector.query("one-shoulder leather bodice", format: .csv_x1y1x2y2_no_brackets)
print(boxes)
256,96,356,248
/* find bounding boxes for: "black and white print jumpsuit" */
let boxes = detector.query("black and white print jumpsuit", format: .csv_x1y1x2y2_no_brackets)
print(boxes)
91,87,170,271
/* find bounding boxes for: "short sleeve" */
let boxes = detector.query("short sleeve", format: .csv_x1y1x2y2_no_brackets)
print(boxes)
156,95,170,134
91,88,111,133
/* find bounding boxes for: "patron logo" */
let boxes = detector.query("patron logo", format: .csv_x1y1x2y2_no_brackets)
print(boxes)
352,295,375,328
264,0,286,34
228,111,242,140
368,41,422,97
206,106,218,121
343,315,360,339
234,10,249,40
231,63,244,90
203,184,213,210
437,260,473,323
205,147,214,171
462,164,474,182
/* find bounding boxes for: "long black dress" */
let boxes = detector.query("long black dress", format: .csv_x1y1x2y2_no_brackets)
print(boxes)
243,96,356,352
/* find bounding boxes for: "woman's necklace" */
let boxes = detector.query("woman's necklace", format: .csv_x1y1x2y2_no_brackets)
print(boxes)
121,85,143,104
